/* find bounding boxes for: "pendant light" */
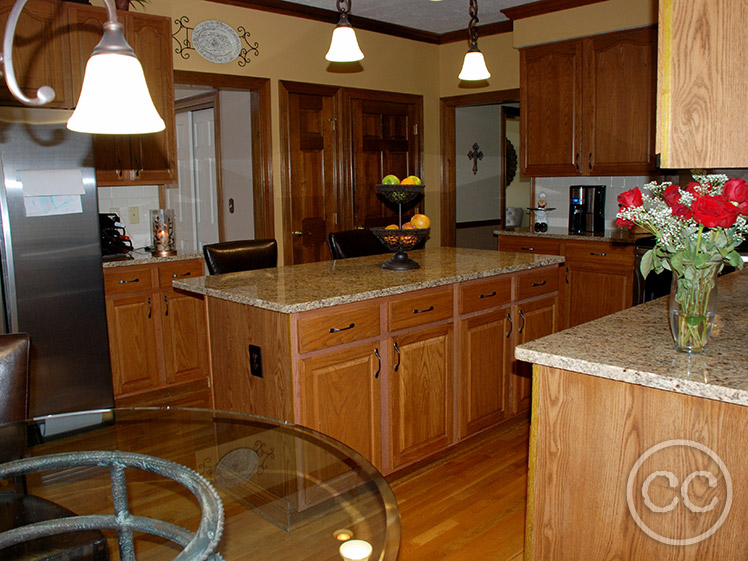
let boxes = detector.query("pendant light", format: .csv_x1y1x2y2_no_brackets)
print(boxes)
1,0,165,134
458,0,491,81
325,0,364,62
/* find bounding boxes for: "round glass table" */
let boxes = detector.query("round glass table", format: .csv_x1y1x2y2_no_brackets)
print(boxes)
0,408,400,561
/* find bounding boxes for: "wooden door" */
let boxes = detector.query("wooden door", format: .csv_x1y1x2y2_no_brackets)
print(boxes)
458,307,512,439
520,39,583,177
161,288,209,386
350,97,422,228
125,11,176,185
0,0,73,108
299,342,382,468
389,324,452,469
285,89,339,264
512,295,559,414
106,293,161,396
585,27,657,175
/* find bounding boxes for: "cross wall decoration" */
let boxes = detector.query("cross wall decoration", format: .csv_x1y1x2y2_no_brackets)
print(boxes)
468,143,484,175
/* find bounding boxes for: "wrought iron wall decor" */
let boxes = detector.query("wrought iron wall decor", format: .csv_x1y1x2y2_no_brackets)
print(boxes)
467,143,483,175
173,16,260,67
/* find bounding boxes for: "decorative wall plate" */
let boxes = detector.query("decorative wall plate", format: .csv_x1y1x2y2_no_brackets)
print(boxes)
192,20,241,64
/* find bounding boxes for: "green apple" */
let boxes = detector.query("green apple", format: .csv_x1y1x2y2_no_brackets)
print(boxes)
381,174,400,185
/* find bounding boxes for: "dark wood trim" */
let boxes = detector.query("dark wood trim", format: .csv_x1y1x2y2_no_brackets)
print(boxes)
175,92,217,113
440,21,514,44
501,0,606,21
278,82,294,267
440,89,521,247
173,71,275,240
455,219,502,229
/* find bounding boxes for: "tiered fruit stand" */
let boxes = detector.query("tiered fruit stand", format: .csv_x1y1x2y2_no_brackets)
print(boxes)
369,184,429,270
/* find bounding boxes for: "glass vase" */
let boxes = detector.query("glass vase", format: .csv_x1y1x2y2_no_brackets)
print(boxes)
668,264,719,353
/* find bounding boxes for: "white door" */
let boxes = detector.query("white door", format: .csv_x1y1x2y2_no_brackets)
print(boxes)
169,111,197,252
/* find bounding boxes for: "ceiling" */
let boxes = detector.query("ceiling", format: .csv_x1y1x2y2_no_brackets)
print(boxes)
277,0,527,35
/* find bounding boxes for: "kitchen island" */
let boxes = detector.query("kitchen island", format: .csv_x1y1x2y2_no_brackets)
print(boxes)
175,247,564,474
516,269,748,560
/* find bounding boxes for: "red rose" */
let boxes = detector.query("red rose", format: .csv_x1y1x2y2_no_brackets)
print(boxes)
617,187,643,208
685,182,701,196
691,195,740,228
616,217,635,229
724,178,748,204
738,201,748,217
662,184,692,219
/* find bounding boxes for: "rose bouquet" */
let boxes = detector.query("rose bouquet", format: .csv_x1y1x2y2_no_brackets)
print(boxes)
616,174,748,352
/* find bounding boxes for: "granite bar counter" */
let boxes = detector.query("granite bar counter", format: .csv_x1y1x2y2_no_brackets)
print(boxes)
103,249,203,268
497,226,649,244
519,269,748,560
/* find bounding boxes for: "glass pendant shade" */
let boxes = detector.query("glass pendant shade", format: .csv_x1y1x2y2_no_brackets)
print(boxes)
67,53,165,134
325,25,364,62
458,48,491,81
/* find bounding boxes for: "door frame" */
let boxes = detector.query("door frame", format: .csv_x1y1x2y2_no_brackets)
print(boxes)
440,89,520,247
173,71,274,240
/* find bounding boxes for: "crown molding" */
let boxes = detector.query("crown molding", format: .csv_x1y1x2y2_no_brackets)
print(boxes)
501,0,607,21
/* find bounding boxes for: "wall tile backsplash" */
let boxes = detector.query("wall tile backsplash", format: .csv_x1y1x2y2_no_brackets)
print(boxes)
534,176,655,230
97,185,160,249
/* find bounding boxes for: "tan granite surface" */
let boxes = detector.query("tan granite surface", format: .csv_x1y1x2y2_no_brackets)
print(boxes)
497,226,649,244
174,247,565,313
516,269,748,407
103,249,203,268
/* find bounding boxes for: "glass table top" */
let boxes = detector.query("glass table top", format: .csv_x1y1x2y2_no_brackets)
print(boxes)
0,407,400,561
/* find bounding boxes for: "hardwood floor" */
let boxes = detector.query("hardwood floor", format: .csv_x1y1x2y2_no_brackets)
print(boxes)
389,416,530,561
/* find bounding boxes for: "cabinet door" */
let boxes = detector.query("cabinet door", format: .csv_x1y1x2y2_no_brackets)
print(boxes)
160,288,209,385
0,0,73,108
459,308,512,439
125,12,176,185
513,295,559,414
106,293,160,396
299,342,382,468
520,39,583,177
585,27,657,175
350,96,422,228
389,324,452,469
566,265,633,328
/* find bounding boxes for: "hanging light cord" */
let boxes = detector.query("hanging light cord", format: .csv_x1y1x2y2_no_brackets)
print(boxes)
467,0,480,47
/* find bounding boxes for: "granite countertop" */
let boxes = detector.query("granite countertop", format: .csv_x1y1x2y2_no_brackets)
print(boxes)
103,249,203,268
173,247,565,314
496,226,649,244
515,269,748,407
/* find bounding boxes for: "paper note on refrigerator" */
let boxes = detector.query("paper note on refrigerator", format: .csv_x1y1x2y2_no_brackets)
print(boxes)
24,195,83,217
18,169,85,216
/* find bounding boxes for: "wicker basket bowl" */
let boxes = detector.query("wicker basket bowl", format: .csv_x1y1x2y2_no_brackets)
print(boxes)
376,184,425,205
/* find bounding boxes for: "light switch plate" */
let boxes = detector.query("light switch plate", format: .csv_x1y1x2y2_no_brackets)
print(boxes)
128,206,140,224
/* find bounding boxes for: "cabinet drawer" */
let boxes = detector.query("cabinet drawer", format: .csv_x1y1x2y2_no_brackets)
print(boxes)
158,260,204,288
565,242,635,269
104,265,154,295
297,303,380,354
459,276,512,315
388,288,453,332
499,235,561,255
516,266,560,301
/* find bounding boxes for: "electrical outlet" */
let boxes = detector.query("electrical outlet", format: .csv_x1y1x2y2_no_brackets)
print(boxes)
249,345,263,378
128,206,140,224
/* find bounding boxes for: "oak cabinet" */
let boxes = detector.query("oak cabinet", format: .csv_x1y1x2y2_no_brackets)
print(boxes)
520,26,657,177
66,3,176,185
104,259,210,405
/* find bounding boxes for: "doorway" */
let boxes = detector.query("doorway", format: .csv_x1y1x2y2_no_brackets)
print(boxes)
440,90,530,248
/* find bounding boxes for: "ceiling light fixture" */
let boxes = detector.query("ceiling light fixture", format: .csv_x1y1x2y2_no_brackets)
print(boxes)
325,0,364,62
1,0,165,134
458,0,491,81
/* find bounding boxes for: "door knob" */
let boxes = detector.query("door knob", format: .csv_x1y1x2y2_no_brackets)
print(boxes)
292,231,303,236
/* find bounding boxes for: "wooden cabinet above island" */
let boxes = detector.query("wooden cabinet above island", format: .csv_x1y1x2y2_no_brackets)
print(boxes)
175,247,564,475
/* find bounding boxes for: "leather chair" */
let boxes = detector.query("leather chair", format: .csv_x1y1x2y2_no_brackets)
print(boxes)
0,333,109,561
203,239,278,275
327,229,391,260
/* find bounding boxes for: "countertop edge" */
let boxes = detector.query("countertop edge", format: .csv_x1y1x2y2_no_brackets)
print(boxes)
174,255,565,314
497,228,648,244
103,252,203,268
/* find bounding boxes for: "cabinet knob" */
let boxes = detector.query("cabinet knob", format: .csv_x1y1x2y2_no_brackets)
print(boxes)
292,231,303,236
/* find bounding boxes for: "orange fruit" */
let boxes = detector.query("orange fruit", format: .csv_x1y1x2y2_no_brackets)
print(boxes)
401,222,414,229
411,214,430,229
401,176,418,185
385,224,399,230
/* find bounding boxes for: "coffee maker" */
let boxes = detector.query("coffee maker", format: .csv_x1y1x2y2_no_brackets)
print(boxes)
568,185,606,234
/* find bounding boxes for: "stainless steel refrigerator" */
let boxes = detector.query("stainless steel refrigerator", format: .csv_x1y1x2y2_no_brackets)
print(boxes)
0,107,114,417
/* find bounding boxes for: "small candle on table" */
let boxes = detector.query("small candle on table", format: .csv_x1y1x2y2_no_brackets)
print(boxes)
339,539,372,561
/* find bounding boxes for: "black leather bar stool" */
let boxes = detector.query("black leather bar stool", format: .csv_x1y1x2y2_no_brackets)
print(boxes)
327,229,391,260
203,239,278,275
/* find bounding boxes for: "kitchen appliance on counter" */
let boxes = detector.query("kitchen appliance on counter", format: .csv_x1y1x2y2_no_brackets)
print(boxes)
100,212,133,257
0,108,114,416
568,185,606,234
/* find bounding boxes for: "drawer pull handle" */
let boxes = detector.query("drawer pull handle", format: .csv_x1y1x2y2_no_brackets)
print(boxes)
519,309,526,334
532,280,547,287
413,306,434,314
506,313,513,338
147,297,152,319
374,348,381,379
163,295,169,317
329,323,355,333
118,278,140,284
590,252,607,257
480,291,497,299
521,247,535,251
394,342,401,372
172,272,192,278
